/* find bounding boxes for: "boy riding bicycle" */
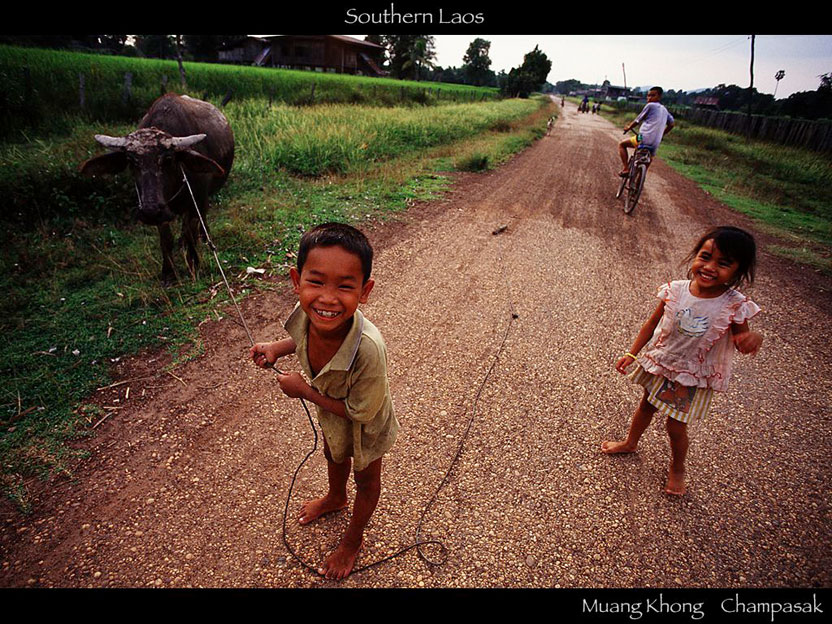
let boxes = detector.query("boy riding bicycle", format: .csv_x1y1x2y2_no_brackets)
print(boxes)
618,86,675,177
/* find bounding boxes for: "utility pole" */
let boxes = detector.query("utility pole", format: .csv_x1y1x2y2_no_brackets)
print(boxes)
622,63,627,98
175,35,187,88
747,35,755,140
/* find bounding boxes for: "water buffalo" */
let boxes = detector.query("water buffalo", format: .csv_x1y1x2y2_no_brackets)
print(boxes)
80,94,234,283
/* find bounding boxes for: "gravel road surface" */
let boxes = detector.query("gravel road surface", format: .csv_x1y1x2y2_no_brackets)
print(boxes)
1,101,829,589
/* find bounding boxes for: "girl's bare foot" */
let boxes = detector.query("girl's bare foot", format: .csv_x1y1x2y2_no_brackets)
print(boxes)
318,537,363,580
665,467,686,496
298,494,348,525
601,440,637,454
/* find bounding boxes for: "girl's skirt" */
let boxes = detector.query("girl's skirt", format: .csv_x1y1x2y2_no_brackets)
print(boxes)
630,365,714,424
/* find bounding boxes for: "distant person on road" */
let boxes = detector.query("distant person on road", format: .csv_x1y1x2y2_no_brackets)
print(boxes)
250,223,398,580
601,226,763,495
618,86,674,176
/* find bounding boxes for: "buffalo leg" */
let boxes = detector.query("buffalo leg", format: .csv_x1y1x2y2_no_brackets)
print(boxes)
181,209,203,279
158,222,177,284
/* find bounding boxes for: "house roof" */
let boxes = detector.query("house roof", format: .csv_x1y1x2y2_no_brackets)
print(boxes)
256,34,384,50
695,96,720,106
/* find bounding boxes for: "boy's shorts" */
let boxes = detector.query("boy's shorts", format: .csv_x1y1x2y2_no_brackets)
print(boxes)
623,135,657,154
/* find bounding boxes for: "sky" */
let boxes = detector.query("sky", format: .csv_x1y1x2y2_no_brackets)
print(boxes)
424,35,832,98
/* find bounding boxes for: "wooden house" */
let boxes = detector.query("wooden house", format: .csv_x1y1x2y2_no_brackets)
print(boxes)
694,96,720,110
602,84,630,100
217,36,271,64
220,35,387,76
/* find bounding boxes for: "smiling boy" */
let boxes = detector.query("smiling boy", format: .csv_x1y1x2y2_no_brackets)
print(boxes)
250,223,398,580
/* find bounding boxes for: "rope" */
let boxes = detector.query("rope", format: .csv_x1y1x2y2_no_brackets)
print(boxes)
181,165,517,576
180,166,256,346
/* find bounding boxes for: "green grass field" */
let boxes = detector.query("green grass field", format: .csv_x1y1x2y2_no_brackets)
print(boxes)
0,44,498,141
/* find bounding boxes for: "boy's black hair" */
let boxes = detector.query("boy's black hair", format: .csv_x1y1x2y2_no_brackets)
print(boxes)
297,222,373,283
649,86,663,97
685,225,757,289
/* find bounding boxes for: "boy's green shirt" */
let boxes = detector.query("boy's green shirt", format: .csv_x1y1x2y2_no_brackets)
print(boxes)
284,303,398,471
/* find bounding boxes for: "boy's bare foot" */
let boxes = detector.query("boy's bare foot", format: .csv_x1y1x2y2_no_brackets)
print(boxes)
298,494,348,525
665,467,686,496
318,537,363,580
601,440,637,454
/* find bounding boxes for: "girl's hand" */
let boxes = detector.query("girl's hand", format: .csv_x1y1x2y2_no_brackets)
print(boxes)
276,372,310,399
615,354,636,374
733,330,763,356
250,342,277,368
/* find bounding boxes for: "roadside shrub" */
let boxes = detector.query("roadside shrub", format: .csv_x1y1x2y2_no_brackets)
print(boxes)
456,152,490,171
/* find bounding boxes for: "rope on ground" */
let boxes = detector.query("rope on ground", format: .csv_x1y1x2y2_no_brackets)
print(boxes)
185,164,518,576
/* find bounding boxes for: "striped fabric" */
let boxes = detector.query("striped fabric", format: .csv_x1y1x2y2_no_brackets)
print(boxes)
631,365,714,424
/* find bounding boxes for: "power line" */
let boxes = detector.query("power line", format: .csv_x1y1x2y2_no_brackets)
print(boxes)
676,36,748,69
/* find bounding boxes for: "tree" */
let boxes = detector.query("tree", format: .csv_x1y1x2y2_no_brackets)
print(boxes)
706,83,775,115
462,38,493,87
402,36,436,81
183,35,246,62
779,73,832,120
520,45,552,88
501,68,537,98
379,35,436,80
554,79,585,95
425,65,466,85
135,35,176,59
95,35,128,53
500,45,552,98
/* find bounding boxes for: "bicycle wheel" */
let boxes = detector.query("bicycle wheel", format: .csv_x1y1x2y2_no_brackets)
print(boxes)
616,171,628,199
624,164,646,214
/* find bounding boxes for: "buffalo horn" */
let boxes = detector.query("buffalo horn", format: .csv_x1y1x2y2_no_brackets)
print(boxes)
94,134,128,149
170,134,207,150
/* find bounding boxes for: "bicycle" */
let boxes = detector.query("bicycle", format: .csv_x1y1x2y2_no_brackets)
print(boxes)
616,128,653,215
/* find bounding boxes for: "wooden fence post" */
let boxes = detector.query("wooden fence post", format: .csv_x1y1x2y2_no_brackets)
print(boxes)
78,72,85,110
122,72,133,105
160,75,168,95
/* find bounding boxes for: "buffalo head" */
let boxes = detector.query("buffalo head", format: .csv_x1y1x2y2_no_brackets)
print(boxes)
79,127,226,226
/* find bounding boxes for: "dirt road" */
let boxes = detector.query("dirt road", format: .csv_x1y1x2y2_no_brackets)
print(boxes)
1,101,830,589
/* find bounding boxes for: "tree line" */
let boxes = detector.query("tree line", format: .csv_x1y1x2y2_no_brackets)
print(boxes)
366,36,551,98
552,75,832,122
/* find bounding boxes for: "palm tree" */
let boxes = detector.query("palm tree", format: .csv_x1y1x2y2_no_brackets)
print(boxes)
401,36,436,81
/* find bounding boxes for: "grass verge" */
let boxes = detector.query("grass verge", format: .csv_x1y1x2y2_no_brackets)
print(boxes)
601,106,832,272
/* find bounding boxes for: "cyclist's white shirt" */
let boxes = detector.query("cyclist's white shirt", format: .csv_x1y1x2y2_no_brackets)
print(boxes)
634,102,674,151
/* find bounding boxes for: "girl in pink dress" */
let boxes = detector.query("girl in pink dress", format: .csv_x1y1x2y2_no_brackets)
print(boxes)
602,226,763,495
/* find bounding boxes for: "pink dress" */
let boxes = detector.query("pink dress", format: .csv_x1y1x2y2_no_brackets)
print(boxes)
638,280,761,392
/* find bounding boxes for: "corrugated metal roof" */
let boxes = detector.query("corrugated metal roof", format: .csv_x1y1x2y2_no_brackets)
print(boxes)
255,34,384,49
330,35,384,49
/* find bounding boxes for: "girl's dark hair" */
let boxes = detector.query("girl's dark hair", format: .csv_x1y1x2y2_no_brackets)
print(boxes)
297,222,373,283
685,226,757,288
